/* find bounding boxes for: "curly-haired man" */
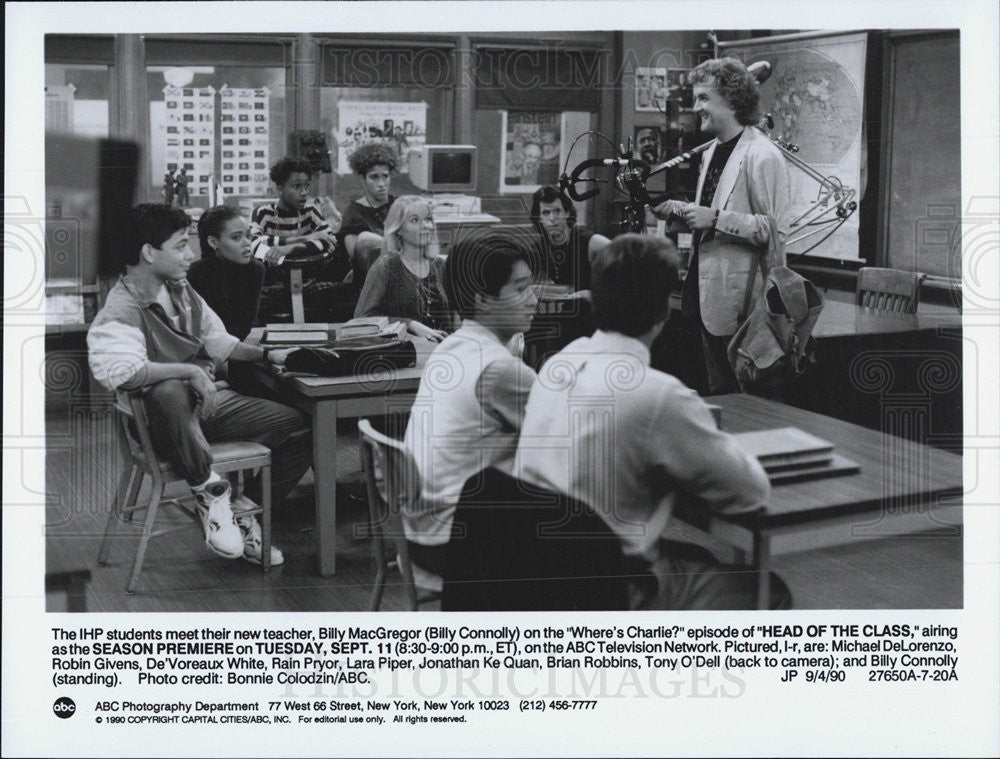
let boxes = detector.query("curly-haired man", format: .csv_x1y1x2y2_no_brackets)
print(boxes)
654,57,791,394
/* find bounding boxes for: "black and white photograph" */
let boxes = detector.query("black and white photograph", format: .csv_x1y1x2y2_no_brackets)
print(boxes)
4,2,999,757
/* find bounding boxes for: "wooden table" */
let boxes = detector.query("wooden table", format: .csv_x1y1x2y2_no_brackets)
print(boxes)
689,394,963,608
813,299,961,339
253,340,434,575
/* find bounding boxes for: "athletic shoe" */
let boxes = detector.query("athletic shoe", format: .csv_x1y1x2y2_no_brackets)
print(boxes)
235,511,285,566
194,481,244,559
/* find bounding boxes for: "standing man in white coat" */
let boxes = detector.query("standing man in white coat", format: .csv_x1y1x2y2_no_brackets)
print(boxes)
654,57,790,394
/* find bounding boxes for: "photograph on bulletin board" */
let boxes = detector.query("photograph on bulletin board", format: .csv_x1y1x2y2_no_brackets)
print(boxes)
634,66,668,112
499,110,562,192
666,67,689,96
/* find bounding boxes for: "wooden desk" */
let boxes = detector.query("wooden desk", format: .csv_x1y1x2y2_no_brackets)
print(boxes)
254,340,434,575
813,299,961,339
694,394,963,608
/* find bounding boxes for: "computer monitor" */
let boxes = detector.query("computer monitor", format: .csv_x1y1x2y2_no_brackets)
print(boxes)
408,144,477,193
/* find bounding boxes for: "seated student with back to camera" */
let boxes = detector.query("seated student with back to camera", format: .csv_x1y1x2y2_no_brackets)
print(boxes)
354,195,451,342
338,143,398,290
88,204,313,566
401,227,539,583
249,157,341,322
516,233,792,609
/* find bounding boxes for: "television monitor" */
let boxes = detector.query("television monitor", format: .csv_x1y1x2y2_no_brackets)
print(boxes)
408,144,477,193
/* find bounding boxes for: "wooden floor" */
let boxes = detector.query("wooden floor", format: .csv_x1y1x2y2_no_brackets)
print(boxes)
45,405,962,612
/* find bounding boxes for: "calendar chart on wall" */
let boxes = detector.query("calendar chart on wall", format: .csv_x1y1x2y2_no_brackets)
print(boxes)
162,85,215,197
220,86,270,197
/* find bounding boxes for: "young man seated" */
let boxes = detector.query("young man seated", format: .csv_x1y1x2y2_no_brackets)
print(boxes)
529,185,610,293
88,204,313,566
401,227,538,580
249,157,342,322
515,233,791,609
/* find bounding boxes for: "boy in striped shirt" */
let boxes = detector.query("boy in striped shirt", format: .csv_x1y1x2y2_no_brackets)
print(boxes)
249,158,344,321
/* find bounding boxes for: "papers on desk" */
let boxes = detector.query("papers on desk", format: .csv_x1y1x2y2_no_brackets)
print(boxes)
733,426,860,483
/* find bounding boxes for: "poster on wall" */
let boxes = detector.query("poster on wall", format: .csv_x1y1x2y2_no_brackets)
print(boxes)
499,110,563,192
162,85,215,198
634,66,668,112
335,101,427,175
219,86,270,197
633,125,666,164
44,84,75,133
722,31,867,261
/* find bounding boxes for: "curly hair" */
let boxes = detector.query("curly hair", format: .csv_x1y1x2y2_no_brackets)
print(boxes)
269,157,314,187
348,142,399,176
197,205,244,257
688,57,760,127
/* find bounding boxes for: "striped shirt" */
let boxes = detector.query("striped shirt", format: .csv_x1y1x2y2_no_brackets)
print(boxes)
248,199,333,257
87,275,238,392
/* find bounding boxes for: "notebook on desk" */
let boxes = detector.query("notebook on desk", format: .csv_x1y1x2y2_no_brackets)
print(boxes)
733,427,859,483
766,454,861,484
734,427,834,465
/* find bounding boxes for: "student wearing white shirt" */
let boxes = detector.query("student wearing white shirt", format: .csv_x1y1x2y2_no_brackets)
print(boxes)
516,233,791,609
402,227,538,575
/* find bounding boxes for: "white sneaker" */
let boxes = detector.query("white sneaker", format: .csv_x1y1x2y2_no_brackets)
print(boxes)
235,511,285,566
194,481,243,559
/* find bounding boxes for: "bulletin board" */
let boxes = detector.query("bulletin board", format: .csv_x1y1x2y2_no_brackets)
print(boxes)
881,33,961,279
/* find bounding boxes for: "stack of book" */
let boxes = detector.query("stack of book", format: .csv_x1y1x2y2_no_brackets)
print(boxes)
733,427,860,484
262,323,332,346
334,317,407,345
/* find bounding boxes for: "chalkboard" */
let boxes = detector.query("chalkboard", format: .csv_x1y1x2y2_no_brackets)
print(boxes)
884,34,961,280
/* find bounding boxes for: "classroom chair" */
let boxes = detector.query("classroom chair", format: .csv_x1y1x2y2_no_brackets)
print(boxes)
855,267,924,314
96,391,273,593
443,467,630,611
357,419,441,611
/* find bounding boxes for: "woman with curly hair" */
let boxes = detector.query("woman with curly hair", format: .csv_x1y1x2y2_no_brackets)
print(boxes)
339,142,399,288
354,195,450,342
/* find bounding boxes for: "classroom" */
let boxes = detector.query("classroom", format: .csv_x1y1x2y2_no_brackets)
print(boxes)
40,25,966,613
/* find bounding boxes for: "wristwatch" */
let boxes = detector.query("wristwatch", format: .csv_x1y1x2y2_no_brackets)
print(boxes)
261,346,271,362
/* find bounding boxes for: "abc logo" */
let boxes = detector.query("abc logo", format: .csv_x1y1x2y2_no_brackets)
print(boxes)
53,697,76,719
